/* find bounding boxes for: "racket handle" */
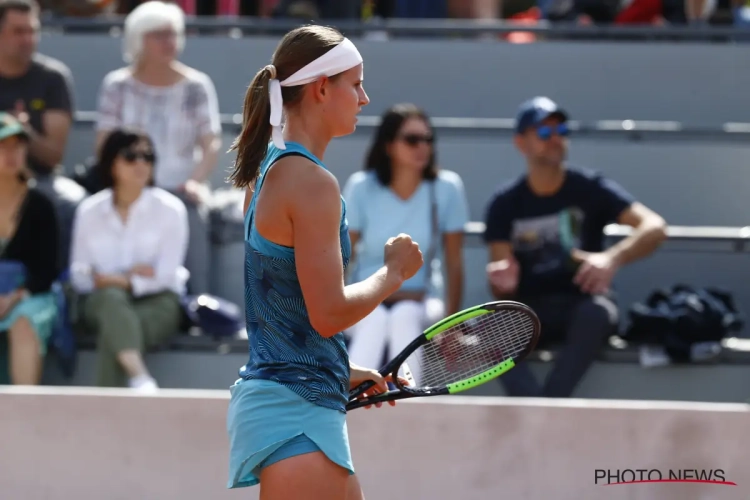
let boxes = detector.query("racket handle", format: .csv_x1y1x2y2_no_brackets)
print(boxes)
348,380,376,400
346,389,412,411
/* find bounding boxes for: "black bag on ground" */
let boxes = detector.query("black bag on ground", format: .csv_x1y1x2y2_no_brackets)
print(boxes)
622,284,744,363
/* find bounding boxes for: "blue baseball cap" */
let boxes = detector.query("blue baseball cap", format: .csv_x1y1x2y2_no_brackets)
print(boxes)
514,97,569,134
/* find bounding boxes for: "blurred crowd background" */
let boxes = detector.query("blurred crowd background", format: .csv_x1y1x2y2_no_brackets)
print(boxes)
34,0,750,29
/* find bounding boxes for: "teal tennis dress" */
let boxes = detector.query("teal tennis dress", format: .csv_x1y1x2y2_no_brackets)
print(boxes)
226,142,353,488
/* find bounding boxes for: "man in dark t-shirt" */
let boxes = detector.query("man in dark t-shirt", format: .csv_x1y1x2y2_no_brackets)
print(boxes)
0,0,86,268
483,97,667,398
0,52,73,175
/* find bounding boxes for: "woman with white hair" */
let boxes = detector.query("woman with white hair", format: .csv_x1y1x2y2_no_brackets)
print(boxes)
94,1,221,296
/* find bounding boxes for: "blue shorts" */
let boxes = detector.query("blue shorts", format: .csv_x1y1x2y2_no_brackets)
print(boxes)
261,434,321,470
226,378,354,489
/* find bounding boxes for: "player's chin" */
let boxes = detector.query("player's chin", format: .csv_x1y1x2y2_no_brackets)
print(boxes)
333,120,358,138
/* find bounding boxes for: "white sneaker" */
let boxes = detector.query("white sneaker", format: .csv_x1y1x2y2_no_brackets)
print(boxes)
128,375,159,393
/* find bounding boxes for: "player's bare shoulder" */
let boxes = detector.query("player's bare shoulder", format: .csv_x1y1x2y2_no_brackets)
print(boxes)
271,154,341,204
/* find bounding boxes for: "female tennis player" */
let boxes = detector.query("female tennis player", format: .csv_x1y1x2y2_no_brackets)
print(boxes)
225,26,423,500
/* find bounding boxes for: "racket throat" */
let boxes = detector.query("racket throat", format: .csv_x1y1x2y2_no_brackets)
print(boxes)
400,361,416,387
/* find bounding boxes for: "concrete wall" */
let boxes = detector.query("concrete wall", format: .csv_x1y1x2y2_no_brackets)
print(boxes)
38,34,750,125
41,348,750,403
1,387,748,500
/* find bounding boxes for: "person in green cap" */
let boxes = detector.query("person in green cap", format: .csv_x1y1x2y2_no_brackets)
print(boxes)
0,111,60,385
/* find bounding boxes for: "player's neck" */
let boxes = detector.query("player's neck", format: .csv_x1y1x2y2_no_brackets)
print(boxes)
283,115,331,161
526,164,566,196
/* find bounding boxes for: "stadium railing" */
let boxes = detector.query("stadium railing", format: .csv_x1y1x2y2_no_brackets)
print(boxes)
74,111,750,140
466,222,750,249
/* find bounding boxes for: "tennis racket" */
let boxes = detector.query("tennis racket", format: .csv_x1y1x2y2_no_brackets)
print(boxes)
347,300,541,411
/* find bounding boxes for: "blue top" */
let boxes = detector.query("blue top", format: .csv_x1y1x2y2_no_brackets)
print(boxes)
482,166,635,297
238,142,352,413
342,170,469,296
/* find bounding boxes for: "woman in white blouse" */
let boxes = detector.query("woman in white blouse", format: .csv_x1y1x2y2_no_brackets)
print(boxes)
70,128,189,391
94,1,221,296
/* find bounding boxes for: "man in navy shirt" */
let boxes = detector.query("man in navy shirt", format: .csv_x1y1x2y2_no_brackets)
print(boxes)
483,97,667,398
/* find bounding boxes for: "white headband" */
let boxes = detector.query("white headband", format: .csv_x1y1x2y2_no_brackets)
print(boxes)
267,38,363,150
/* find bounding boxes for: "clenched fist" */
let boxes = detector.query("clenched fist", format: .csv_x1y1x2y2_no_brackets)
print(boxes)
384,233,423,282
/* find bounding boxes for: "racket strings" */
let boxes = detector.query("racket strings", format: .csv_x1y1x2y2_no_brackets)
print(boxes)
406,309,536,389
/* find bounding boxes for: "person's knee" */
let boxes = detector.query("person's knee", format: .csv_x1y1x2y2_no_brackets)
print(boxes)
85,288,132,325
8,316,38,347
575,295,619,332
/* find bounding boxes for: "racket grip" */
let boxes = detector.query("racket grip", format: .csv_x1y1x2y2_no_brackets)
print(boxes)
348,380,376,400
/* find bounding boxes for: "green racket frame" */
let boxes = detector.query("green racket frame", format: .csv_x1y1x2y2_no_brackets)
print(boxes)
347,301,540,411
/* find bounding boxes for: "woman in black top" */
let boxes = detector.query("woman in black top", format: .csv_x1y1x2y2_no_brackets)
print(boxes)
0,112,60,385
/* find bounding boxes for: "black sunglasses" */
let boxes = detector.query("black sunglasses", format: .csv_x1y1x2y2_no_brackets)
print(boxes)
399,133,434,146
121,150,155,163
535,123,570,140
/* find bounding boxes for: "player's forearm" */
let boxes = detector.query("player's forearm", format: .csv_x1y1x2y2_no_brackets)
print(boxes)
313,267,402,337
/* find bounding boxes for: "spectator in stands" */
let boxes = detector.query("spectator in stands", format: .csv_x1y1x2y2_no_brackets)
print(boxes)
542,0,621,23
541,0,717,24
448,0,502,20
343,104,469,381
614,0,716,24
95,0,221,295
0,112,60,386
484,97,667,398
0,0,86,270
70,128,188,391
38,0,119,17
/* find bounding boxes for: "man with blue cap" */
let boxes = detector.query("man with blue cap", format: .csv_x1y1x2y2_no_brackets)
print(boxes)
482,96,667,398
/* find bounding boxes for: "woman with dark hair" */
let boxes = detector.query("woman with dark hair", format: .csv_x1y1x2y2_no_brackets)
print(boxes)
69,128,189,391
224,25,421,499
342,103,470,382
0,112,59,385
